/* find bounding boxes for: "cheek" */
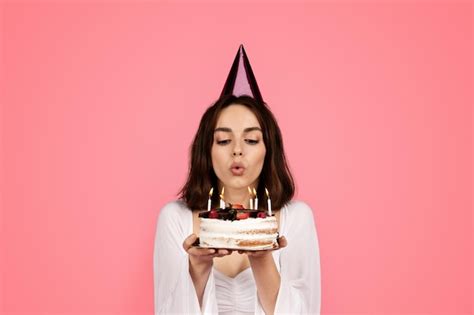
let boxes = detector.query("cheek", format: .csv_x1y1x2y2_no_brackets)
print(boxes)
252,146,266,167
211,145,226,170
259,147,267,165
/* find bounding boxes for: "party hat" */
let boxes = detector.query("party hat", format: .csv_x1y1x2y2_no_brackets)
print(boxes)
220,44,264,104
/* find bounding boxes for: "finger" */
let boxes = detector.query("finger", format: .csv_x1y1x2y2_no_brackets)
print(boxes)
188,247,216,256
278,236,288,248
217,249,231,256
221,249,234,257
183,234,198,251
246,251,262,257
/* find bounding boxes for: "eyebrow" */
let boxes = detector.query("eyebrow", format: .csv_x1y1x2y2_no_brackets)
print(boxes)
214,127,262,133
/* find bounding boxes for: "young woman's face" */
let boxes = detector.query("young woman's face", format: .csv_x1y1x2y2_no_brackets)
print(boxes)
211,104,266,190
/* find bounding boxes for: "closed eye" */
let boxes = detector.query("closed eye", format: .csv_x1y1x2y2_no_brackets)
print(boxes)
216,140,231,145
245,139,259,145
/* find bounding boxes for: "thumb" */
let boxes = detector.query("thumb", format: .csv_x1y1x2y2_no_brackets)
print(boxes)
278,236,288,248
183,234,198,251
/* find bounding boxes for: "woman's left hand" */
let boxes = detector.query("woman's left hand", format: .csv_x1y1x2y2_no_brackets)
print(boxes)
237,236,287,258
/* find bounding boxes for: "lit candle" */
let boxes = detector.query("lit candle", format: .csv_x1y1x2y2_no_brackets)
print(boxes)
253,188,258,210
265,187,272,216
219,187,225,209
248,186,254,210
207,187,213,211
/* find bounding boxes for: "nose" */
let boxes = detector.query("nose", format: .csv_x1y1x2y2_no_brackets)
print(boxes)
233,144,243,157
232,140,243,157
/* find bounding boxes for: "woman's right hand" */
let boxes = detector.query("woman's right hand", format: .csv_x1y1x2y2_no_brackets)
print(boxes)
183,234,232,268
183,234,232,307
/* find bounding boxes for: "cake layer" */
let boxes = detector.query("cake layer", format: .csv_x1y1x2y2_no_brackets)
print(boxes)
199,238,277,250
200,217,277,233
199,216,278,250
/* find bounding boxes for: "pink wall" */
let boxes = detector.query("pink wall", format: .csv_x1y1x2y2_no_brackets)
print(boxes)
1,2,472,314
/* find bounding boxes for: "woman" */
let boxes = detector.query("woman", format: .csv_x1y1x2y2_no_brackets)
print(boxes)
153,94,321,314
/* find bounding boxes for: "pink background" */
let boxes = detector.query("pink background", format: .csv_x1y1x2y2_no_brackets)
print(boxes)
1,1,472,315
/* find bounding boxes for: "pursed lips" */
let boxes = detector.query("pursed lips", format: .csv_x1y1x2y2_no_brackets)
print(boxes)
230,162,245,175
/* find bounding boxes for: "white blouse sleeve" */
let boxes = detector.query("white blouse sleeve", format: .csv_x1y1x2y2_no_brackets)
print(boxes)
255,201,322,314
153,201,218,314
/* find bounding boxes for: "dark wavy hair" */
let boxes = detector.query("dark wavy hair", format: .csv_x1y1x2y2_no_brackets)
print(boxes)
179,94,295,211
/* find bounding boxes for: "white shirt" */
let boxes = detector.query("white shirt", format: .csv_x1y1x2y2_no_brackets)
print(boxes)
153,200,321,314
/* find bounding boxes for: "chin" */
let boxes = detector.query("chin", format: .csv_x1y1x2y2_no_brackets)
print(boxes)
225,177,256,189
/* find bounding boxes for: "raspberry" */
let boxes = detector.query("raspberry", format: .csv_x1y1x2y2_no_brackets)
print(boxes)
257,212,267,218
209,210,219,219
236,212,249,220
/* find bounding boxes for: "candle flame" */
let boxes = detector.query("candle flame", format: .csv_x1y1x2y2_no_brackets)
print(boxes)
209,187,214,196
220,187,225,199
248,186,252,195
265,187,270,198
253,188,257,196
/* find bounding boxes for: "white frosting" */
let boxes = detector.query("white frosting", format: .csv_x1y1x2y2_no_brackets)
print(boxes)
199,216,278,250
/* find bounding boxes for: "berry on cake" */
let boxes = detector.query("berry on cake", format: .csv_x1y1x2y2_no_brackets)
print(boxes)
198,186,278,250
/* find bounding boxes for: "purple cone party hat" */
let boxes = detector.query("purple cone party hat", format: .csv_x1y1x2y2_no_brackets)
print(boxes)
220,44,264,104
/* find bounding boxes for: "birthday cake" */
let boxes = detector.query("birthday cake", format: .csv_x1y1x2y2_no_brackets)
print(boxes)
198,204,278,250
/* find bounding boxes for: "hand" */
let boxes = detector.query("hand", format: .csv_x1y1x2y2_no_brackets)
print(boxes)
183,234,232,308
237,236,288,259
182,234,233,267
